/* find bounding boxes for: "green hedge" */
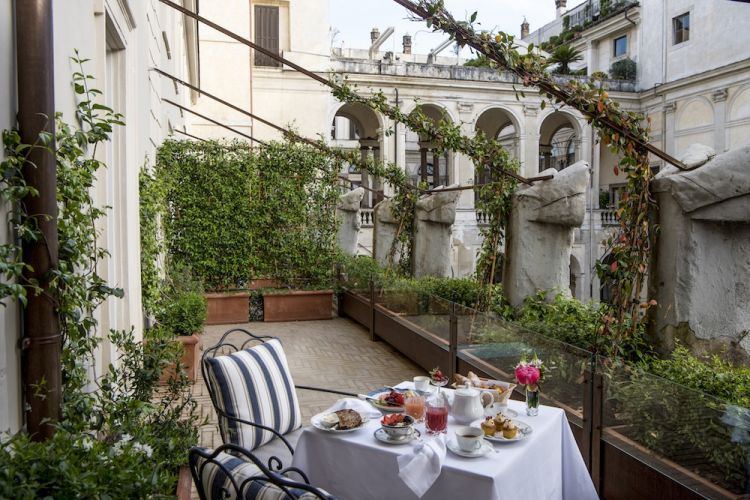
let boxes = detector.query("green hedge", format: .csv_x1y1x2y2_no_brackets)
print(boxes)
157,140,255,290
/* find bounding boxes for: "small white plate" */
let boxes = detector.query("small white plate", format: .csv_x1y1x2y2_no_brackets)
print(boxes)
374,427,421,445
446,437,494,458
484,403,518,418
311,411,368,433
472,419,532,443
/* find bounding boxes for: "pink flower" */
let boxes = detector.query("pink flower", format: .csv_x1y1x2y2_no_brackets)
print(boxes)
526,366,541,386
515,365,529,385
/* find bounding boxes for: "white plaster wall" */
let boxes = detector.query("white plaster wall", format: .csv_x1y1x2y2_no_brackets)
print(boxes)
0,0,191,431
0,0,22,435
639,0,750,89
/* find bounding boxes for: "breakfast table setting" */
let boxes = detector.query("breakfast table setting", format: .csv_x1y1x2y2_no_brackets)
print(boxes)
291,370,598,500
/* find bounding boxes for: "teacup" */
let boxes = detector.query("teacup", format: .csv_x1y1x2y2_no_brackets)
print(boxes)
455,426,484,452
413,376,430,392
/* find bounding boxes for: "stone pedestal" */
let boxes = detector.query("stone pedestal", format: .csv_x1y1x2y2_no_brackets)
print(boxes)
650,143,750,364
336,188,365,256
504,162,589,308
373,198,401,268
414,185,461,278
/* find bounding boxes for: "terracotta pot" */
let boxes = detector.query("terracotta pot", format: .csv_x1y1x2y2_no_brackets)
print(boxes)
248,278,281,290
160,334,201,384
176,465,193,499
263,290,333,322
205,292,250,325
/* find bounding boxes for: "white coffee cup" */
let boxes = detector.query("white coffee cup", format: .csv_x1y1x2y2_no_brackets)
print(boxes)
455,426,484,452
413,376,430,392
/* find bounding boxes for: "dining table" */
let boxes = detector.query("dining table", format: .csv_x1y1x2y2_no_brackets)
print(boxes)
291,381,598,500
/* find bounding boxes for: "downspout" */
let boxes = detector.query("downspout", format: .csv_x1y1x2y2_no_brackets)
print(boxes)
624,6,636,26
15,0,61,440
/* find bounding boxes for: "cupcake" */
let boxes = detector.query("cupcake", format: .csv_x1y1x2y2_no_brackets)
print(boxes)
502,421,518,439
480,417,496,437
493,413,507,429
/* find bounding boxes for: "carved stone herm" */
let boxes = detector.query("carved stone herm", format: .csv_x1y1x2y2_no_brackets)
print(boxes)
651,143,750,364
336,188,365,256
504,162,590,308
413,184,461,278
373,198,402,268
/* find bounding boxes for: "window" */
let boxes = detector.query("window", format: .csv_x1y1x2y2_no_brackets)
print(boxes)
613,35,627,58
673,12,690,45
254,5,280,67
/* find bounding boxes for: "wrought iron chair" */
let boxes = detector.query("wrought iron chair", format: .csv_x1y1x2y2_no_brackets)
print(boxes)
201,328,355,466
189,444,336,500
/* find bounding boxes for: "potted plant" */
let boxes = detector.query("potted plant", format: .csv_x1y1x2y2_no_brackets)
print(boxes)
156,271,208,382
250,142,340,322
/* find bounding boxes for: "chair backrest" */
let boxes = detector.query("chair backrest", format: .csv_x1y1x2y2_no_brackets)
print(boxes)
190,445,336,500
202,328,302,450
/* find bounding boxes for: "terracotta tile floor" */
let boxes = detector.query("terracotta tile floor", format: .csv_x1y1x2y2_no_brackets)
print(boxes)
193,317,422,451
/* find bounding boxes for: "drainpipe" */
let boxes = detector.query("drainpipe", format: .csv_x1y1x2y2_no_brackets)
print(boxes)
15,0,61,440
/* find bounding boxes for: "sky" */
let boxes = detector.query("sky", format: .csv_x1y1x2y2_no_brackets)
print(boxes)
330,0,587,57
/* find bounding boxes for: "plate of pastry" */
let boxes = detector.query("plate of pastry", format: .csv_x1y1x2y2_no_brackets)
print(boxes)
311,409,368,433
474,414,532,443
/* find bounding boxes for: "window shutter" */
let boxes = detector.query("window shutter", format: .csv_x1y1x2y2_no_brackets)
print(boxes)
254,6,280,67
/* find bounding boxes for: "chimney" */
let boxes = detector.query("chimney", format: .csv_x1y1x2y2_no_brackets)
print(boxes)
370,27,380,44
521,18,530,39
402,34,412,54
555,0,567,18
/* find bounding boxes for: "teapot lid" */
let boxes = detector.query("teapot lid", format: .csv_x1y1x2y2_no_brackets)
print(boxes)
455,386,479,396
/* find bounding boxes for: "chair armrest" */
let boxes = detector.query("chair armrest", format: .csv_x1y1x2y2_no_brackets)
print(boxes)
296,385,357,397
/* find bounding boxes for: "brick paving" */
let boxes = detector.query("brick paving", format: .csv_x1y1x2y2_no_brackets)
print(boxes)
193,317,422,451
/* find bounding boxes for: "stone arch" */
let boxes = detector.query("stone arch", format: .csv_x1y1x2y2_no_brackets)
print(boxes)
403,102,455,189
474,105,522,156
538,110,583,173
332,102,385,207
728,85,750,122
675,96,714,131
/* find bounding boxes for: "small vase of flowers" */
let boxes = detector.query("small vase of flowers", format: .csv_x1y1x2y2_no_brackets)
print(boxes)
515,354,543,416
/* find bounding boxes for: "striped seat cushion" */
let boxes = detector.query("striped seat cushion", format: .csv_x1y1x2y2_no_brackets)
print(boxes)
205,338,302,450
193,449,333,500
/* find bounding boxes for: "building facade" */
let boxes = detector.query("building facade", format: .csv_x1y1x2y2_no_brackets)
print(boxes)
0,0,198,434
188,0,750,300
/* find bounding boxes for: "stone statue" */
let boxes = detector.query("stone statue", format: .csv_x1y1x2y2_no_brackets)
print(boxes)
336,187,365,256
373,198,401,268
504,161,589,308
650,143,750,364
413,184,461,278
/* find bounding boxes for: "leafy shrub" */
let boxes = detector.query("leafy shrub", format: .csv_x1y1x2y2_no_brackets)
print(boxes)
139,167,165,315
156,291,207,336
157,140,256,290
649,346,750,408
0,328,199,498
548,35,560,46
563,15,571,31
250,142,340,289
590,71,608,81
609,57,636,80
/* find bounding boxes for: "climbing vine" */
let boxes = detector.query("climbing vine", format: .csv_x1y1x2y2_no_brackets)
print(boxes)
397,0,659,348
0,53,198,495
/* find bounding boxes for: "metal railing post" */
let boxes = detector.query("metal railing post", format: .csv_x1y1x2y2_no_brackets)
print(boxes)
369,276,378,342
449,300,458,380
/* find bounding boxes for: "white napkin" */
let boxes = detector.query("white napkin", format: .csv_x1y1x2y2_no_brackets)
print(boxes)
319,397,382,420
397,434,447,498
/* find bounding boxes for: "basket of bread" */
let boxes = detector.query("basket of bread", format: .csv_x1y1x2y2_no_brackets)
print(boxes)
453,371,516,405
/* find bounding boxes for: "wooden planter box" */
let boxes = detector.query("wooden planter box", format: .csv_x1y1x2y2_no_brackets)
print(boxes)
176,465,192,499
263,290,333,322
205,292,250,325
160,334,201,384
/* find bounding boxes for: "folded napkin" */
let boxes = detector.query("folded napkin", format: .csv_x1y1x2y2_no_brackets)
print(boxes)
320,397,382,420
397,434,447,498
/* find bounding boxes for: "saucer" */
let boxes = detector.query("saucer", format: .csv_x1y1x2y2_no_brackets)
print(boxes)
446,437,493,458
374,427,421,445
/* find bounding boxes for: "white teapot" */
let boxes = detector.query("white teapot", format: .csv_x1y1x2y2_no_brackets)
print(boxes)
449,387,486,425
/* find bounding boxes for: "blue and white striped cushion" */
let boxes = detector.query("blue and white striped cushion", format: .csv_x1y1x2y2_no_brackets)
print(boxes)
205,338,302,450
194,449,332,500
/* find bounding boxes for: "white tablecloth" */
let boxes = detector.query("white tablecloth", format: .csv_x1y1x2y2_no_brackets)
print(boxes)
292,385,597,500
